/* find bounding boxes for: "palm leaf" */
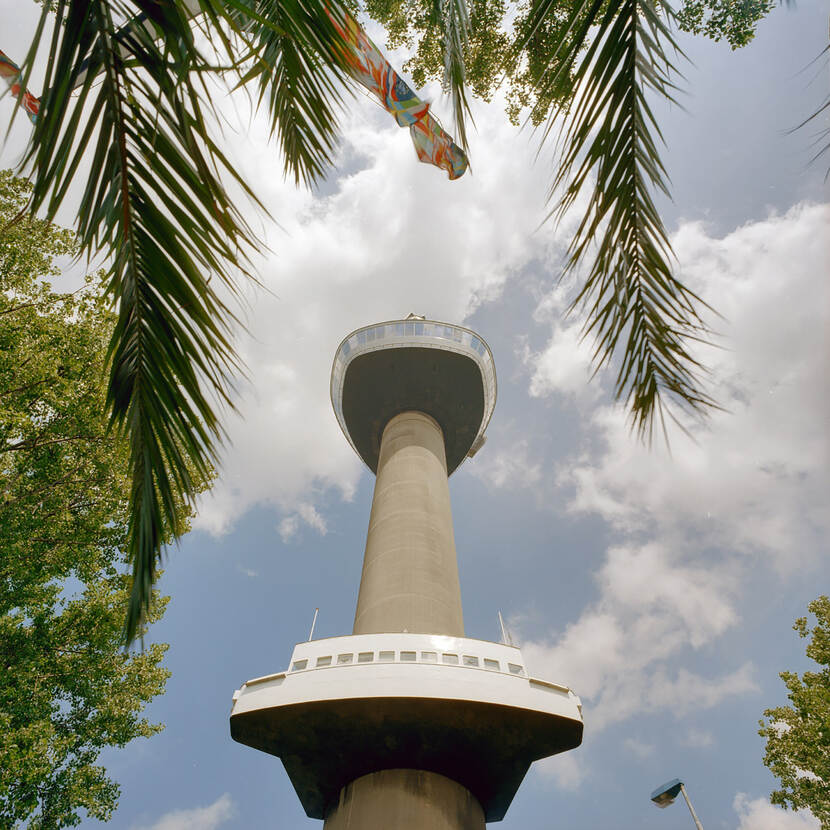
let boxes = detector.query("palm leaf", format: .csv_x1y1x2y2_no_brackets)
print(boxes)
20,0,262,644
435,0,475,152
516,0,715,440
792,42,830,179
236,0,354,188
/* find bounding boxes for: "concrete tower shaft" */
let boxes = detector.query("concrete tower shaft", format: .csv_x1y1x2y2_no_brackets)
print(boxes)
229,318,583,830
354,411,464,637
328,410,478,829
324,770,484,830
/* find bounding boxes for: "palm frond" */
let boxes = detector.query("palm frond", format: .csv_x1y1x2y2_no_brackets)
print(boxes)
517,0,715,440
237,0,353,188
20,0,261,644
791,43,830,180
429,0,475,152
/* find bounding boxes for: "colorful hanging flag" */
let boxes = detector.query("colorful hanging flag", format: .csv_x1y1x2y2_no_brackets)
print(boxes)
2,7,468,180
410,113,469,181
327,9,469,180
0,50,39,123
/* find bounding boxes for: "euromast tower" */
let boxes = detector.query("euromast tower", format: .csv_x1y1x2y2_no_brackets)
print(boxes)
230,316,583,829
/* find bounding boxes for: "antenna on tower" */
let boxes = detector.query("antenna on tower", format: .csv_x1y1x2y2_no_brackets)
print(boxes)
308,607,319,642
498,611,514,646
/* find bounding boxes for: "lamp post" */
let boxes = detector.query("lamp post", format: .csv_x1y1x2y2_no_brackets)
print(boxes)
651,778,704,830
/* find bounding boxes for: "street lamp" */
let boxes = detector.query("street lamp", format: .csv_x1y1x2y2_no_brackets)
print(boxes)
651,778,704,830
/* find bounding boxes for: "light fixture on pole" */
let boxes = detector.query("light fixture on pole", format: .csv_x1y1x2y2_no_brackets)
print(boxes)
651,778,704,830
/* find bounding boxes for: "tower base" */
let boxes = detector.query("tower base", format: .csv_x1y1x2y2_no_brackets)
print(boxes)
324,770,484,830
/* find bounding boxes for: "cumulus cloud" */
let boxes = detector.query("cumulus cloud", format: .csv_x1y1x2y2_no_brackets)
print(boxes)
522,279,599,404
131,794,234,830
525,320,599,403
681,727,715,748
521,203,828,732
278,502,328,543
560,204,830,564
533,751,587,791
193,84,564,535
467,439,542,490
522,542,757,730
733,793,819,830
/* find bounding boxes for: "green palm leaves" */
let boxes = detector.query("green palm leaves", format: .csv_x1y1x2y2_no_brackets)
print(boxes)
21,0,261,643
517,0,713,439
13,0,715,643
434,0,476,151
238,0,352,186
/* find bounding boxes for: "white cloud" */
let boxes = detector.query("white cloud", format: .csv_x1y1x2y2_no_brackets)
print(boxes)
131,794,234,830
523,278,599,404
525,319,599,403
647,663,758,712
733,793,819,830
521,204,828,731
680,727,715,748
559,204,830,566
278,502,328,543
192,84,565,535
467,439,542,490
278,515,300,543
522,541,757,730
533,751,586,791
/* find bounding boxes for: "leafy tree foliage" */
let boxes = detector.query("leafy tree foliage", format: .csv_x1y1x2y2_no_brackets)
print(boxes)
0,170,181,827
367,0,776,125
676,0,776,48
759,596,830,828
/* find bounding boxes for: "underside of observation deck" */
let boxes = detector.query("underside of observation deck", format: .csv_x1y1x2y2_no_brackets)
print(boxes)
231,694,582,821
341,347,484,475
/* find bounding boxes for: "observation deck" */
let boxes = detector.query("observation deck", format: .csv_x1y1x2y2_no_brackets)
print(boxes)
330,317,496,475
230,633,583,822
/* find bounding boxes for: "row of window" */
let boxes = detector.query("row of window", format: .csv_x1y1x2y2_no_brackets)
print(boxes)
339,323,488,358
290,650,525,676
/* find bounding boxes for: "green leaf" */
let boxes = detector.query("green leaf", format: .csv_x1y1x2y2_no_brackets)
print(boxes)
20,0,261,643
0,169,178,827
759,596,830,827
237,0,353,187
516,0,716,441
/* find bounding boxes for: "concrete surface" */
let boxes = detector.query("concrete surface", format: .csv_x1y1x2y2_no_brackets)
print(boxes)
323,770,484,830
352,411,464,637
340,346,486,475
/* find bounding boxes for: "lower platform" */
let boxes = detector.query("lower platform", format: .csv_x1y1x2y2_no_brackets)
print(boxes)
230,634,583,822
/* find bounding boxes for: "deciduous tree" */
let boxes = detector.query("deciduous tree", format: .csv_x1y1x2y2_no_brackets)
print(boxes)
759,596,830,828
0,170,193,828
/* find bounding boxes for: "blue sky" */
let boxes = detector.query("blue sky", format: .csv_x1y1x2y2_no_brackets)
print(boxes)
2,2,829,829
